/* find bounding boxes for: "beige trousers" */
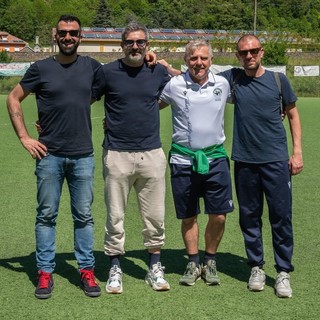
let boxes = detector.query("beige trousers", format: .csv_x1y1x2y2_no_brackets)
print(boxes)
102,148,167,256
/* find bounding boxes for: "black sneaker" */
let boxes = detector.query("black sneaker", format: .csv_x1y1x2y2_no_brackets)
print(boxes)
80,269,101,297
35,270,54,299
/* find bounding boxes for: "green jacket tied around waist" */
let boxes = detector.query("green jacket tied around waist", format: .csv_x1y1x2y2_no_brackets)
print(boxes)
170,142,228,174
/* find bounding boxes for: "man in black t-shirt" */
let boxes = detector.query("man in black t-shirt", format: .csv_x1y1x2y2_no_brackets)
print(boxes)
7,14,102,299
94,22,171,294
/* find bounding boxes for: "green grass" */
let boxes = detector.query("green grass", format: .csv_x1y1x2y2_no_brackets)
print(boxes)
0,96,319,319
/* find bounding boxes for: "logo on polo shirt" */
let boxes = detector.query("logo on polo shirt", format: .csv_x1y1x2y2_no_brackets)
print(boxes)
213,88,222,97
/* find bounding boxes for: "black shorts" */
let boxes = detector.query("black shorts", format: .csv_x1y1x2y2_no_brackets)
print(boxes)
170,158,234,219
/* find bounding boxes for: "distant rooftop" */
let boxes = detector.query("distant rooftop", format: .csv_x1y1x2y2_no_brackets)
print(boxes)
77,27,300,43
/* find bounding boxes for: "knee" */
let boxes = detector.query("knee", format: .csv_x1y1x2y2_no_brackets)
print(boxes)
73,210,94,226
209,214,226,226
181,216,197,229
36,208,58,225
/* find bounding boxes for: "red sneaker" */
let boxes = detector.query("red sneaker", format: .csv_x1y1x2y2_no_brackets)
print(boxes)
35,270,54,299
80,269,101,297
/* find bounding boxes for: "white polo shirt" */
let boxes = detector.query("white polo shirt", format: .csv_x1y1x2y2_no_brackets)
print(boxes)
160,70,230,165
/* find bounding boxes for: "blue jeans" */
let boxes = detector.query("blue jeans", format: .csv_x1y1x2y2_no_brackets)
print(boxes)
35,153,95,273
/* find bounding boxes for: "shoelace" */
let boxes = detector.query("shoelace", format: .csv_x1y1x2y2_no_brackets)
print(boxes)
152,263,165,279
38,272,51,289
109,267,122,281
81,270,98,287
207,262,217,275
277,275,289,285
185,263,198,275
251,270,265,284
252,269,261,277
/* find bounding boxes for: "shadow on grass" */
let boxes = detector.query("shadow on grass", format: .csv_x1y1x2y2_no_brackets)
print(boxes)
0,251,89,289
0,249,275,289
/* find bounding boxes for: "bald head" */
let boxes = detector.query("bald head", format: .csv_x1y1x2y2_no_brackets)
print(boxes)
237,34,261,51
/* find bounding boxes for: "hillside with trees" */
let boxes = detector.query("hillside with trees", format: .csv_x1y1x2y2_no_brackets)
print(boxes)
0,0,320,46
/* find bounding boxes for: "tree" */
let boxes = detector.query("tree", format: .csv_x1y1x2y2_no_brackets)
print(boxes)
1,0,36,42
0,0,320,45
0,50,11,63
48,0,98,27
263,40,288,65
33,0,53,46
0,0,11,29
92,0,112,27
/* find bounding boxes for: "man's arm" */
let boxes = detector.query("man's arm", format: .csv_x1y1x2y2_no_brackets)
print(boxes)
157,59,182,77
7,84,47,159
286,103,303,175
158,100,169,110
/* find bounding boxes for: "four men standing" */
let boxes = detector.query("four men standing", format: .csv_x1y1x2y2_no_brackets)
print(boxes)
6,15,303,299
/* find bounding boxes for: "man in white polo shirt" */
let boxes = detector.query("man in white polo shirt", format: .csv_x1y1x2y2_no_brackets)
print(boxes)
159,40,234,286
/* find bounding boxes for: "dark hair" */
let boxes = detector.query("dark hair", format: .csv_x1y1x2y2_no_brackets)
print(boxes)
121,21,148,42
57,15,81,29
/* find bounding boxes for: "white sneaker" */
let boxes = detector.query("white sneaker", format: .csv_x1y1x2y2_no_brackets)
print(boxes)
275,271,292,298
106,265,123,294
145,262,170,291
248,266,266,291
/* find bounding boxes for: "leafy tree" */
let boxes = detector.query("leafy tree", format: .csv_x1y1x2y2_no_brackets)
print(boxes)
33,0,53,46
130,0,153,25
0,50,12,63
50,0,98,27
0,0,11,29
92,0,112,27
204,1,247,30
109,0,142,26
147,0,172,27
1,0,320,46
1,0,36,41
263,40,288,65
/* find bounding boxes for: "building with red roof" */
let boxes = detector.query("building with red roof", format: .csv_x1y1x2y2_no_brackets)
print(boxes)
0,31,28,52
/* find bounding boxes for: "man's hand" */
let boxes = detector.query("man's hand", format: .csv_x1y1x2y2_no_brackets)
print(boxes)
289,153,303,175
20,135,47,159
157,59,182,76
145,51,157,67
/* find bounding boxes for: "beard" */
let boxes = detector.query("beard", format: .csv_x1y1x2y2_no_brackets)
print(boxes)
125,50,145,65
57,39,80,56
244,60,260,70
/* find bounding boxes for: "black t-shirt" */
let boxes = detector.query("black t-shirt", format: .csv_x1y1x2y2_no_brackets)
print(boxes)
95,59,170,151
20,55,103,156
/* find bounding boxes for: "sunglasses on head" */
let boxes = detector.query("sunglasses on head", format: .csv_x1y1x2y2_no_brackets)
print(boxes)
57,30,80,37
123,39,147,48
238,47,261,56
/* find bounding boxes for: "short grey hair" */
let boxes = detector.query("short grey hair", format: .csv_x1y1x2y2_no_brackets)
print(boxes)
121,22,149,42
184,40,213,61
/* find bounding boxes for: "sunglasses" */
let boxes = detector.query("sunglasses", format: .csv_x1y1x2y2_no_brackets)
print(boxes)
123,39,147,48
57,30,80,37
238,47,262,56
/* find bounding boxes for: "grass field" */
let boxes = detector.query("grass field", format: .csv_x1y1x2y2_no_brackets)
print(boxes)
0,95,319,319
